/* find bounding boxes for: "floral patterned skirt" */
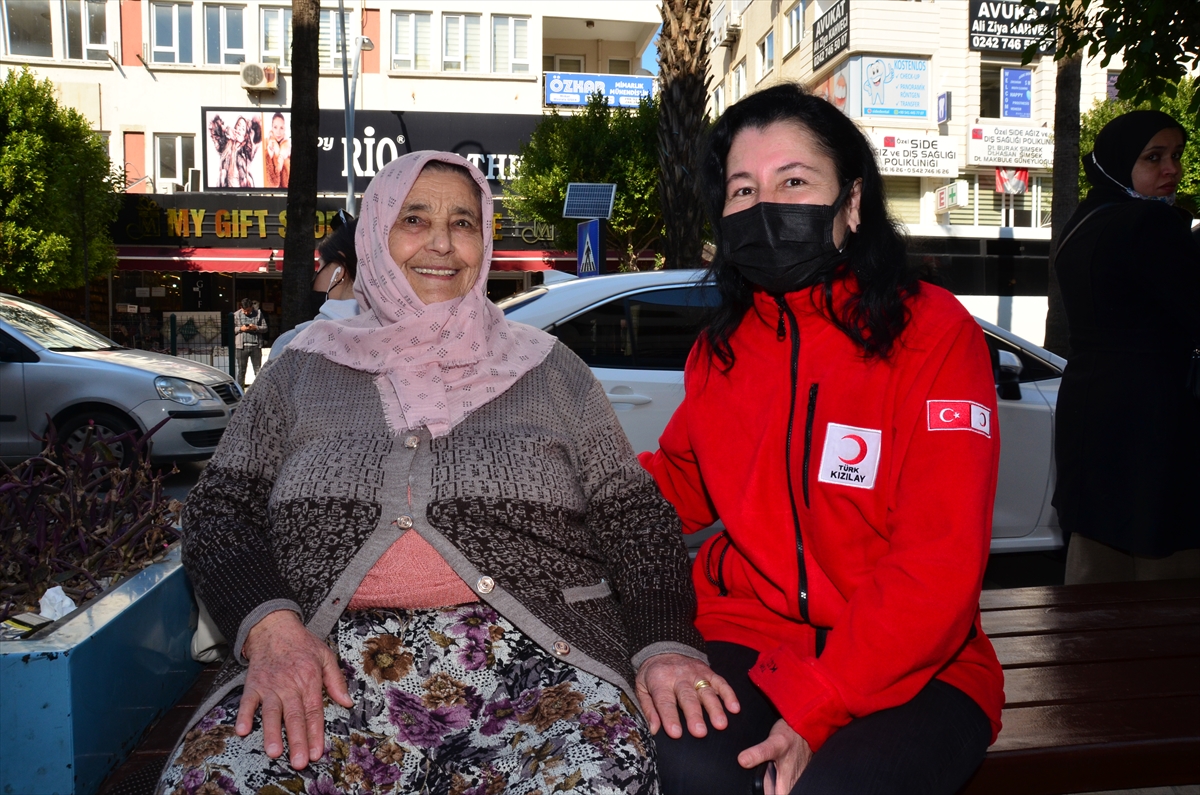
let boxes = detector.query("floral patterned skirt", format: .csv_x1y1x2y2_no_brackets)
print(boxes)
157,604,657,795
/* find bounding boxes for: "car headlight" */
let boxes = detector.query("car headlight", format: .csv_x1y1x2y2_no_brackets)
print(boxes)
155,376,213,406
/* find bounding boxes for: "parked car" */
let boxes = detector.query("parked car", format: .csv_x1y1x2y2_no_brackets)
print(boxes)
0,294,242,467
500,271,1065,554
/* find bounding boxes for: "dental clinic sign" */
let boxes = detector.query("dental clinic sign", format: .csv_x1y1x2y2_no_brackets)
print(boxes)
869,132,958,177
544,72,656,107
967,124,1054,168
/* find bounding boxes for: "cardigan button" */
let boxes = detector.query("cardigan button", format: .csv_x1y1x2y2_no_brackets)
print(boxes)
476,576,495,594
552,640,571,656
404,435,420,449
396,515,413,529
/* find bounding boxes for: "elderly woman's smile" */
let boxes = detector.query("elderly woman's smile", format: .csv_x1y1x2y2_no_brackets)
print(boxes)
388,167,485,305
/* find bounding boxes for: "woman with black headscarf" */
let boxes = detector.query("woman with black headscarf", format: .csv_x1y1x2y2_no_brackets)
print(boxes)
1053,110,1200,584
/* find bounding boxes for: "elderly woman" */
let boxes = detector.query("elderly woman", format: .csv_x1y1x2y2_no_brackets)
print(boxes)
1053,110,1200,583
641,85,1004,794
158,151,732,795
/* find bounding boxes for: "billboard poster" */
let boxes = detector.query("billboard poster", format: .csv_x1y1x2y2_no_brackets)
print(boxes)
544,73,655,107
812,0,849,71
204,110,292,191
1001,68,1032,118
200,109,542,194
861,57,929,119
869,132,958,177
968,124,1053,168
814,58,860,116
968,0,1056,55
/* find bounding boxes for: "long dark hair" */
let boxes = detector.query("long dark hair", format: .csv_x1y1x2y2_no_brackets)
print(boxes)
700,83,917,367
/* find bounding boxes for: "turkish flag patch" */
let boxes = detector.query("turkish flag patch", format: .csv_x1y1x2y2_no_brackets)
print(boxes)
928,400,992,438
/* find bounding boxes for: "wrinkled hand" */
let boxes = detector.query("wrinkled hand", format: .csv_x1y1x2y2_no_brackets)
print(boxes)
237,610,353,769
738,718,813,795
635,653,740,739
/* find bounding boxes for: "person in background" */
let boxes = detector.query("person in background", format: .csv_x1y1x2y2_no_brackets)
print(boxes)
1053,110,1200,584
269,216,360,360
233,297,266,389
641,84,1004,795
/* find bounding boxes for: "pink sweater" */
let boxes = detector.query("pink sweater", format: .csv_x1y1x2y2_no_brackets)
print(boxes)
348,532,476,609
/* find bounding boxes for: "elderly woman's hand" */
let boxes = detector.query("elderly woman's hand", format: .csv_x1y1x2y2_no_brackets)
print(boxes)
236,610,354,769
635,653,740,738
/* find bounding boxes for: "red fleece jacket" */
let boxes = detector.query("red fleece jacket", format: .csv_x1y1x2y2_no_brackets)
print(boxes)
640,276,1005,751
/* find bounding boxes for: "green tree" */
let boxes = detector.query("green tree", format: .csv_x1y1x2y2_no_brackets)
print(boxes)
1024,0,1198,117
657,0,712,269
505,94,661,272
0,68,121,295
1077,79,1199,212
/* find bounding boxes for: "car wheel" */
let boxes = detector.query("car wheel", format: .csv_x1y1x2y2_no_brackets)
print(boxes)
57,411,140,468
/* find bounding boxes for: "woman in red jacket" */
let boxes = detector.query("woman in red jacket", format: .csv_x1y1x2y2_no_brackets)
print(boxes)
641,84,1004,794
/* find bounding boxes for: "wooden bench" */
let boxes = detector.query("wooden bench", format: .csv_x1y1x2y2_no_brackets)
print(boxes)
960,578,1200,795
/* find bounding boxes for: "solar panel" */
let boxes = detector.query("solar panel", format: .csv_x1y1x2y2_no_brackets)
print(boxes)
562,183,617,220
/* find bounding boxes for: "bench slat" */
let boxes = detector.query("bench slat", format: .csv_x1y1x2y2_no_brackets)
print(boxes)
1002,656,1200,707
979,578,1199,611
981,598,1200,637
991,623,1200,668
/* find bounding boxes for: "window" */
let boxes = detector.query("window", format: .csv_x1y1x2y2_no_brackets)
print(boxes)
152,2,193,63
757,30,774,77
541,54,554,71
4,0,52,57
712,84,725,118
392,10,431,70
980,66,1002,118
491,15,528,73
156,134,195,186
608,58,630,75
205,4,245,64
732,61,746,101
318,8,350,69
550,287,719,370
64,0,107,60
785,3,803,51
556,54,583,72
261,6,290,65
442,13,480,72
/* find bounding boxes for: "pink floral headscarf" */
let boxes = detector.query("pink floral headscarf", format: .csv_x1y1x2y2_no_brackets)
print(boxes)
287,151,554,437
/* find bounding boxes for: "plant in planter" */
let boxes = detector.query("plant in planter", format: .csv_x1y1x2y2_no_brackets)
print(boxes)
0,419,182,626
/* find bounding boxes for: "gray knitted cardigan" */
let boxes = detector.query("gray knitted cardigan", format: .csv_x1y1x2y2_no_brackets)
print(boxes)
181,342,706,722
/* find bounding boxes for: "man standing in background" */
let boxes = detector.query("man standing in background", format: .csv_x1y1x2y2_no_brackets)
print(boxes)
234,297,267,389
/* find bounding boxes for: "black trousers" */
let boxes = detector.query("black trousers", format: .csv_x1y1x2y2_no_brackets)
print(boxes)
655,642,991,795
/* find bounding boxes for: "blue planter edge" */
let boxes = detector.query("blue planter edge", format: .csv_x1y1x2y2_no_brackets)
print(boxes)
0,545,203,795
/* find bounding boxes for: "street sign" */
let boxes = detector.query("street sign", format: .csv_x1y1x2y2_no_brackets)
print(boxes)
937,91,952,124
935,180,970,214
577,220,600,278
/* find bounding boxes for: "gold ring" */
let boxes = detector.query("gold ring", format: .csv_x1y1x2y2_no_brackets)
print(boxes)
693,679,712,691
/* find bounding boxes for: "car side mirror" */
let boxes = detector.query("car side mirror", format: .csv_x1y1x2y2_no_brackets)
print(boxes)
996,350,1022,400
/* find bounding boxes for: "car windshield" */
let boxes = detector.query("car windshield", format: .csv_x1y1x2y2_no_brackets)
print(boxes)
497,287,547,314
0,296,122,352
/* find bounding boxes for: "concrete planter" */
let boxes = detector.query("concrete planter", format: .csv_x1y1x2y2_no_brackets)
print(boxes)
0,546,201,795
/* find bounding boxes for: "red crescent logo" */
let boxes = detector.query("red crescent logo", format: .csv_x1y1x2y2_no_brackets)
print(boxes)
839,434,868,465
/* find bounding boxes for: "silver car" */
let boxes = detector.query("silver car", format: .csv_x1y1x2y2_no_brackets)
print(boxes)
0,294,242,466
500,271,1064,555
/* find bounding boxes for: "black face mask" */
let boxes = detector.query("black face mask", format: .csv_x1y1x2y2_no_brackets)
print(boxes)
719,182,854,294
307,290,328,317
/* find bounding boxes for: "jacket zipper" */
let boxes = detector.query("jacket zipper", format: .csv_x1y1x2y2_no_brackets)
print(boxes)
776,296,811,623
803,384,818,509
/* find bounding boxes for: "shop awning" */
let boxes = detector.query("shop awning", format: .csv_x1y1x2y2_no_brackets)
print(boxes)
119,246,578,273
116,246,297,273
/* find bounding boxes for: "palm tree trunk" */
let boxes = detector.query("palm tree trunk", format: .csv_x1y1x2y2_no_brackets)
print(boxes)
1044,52,1081,357
282,0,321,333
657,0,711,270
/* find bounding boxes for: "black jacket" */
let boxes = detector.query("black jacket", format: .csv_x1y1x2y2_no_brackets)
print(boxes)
1052,194,1200,555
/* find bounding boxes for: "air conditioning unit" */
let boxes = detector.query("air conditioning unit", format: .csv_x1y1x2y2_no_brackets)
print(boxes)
722,17,741,44
240,62,278,92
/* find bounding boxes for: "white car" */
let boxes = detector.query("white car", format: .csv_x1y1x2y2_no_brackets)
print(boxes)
501,271,1064,555
0,294,242,467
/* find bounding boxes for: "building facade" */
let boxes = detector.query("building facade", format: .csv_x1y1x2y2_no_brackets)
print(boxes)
708,0,1120,345
2,0,658,342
